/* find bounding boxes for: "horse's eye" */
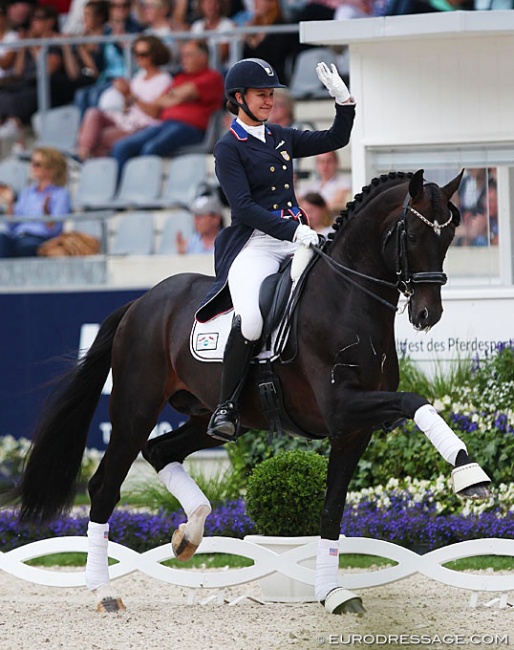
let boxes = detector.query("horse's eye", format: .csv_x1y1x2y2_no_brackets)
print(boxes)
407,232,417,243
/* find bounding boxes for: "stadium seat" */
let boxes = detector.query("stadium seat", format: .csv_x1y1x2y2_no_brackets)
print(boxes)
109,211,155,255
73,157,118,211
156,210,195,255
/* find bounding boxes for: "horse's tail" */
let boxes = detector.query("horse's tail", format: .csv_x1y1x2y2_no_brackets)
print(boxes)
14,301,134,524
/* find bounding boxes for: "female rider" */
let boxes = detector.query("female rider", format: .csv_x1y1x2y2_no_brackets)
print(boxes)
195,57,356,442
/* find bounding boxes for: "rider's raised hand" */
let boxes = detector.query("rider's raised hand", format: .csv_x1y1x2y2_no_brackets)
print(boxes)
316,62,351,104
293,224,319,247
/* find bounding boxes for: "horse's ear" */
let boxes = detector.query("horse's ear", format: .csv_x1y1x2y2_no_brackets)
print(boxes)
442,169,465,200
408,169,424,201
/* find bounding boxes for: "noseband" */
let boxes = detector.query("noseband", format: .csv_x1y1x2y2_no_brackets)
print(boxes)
384,192,452,297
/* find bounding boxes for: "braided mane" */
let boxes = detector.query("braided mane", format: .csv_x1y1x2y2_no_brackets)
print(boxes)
324,171,414,250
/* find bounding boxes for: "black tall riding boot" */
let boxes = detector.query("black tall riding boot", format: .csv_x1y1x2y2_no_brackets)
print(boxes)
207,316,255,442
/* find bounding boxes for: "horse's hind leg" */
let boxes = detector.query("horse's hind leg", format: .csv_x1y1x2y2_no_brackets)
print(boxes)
143,415,223,561
86,386,166,612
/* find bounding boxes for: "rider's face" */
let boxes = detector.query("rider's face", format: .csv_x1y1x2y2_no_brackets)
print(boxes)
237,88,274,125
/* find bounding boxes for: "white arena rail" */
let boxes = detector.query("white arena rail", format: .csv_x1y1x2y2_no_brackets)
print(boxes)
1,536,514,601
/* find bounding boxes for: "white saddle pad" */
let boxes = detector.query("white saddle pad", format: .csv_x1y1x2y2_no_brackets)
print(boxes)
190,309,290,363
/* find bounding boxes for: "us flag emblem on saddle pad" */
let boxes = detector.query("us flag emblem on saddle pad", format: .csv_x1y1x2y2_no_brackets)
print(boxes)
196,333,219,351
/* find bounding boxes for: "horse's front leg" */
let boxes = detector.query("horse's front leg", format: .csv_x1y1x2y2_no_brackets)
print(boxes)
315,431,370,615
328,389,491,500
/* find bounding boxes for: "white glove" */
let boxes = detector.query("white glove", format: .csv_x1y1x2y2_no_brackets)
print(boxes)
293,224,319,247
316,62,351,104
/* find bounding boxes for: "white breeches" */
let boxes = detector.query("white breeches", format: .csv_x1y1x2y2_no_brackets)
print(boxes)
228,232,297,341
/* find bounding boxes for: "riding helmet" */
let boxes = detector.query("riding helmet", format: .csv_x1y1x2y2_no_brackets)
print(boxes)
224,58,286,102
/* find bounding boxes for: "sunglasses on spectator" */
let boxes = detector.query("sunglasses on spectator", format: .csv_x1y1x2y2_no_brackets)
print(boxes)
133,49,151,57
32,14,49,20
31,160,44,167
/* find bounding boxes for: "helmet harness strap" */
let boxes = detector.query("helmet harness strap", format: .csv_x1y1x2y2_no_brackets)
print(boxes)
234,89,266,124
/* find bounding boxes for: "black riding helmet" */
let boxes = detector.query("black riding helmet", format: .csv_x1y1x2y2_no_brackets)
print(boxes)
225,58,286,123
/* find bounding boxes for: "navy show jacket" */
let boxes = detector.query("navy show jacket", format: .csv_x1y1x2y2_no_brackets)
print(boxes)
196,102,355,322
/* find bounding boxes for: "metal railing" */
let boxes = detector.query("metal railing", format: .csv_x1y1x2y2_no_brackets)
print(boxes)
4,23,301,118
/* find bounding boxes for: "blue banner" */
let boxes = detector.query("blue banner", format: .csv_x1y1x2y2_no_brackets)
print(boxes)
0,289,187,450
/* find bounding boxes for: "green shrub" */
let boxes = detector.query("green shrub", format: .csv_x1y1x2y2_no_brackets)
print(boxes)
245,449,328,536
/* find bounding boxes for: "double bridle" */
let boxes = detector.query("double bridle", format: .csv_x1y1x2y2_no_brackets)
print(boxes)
312,191,454,313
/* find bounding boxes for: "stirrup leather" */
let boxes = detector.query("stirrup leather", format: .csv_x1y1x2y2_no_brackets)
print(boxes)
207,401,240,443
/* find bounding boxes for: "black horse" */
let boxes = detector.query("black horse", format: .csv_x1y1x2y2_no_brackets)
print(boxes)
13,169,491,614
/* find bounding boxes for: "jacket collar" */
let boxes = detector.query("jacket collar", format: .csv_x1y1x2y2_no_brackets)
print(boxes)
229,118,272,142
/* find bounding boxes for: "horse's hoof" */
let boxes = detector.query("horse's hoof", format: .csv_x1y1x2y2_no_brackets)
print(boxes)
172,524,199,561
457,484,493,501
96,596,126,613
452,463,492,501
323,588,365,615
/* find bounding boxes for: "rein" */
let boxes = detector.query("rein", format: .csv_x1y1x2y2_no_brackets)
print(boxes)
312,190,453,313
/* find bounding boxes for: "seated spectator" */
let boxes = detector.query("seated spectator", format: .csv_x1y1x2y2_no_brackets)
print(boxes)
62,0,110,98
0,6,71,145
77,34,171,159
488,179,498,246
268,86,316,130
190,0,235,70
73,0,143,118
0,147,71,257
242,0,297,85
176,193,224,254
136,0,174,35
299,150,352,216
137,0,182,68
0,2,18,82
111,39,224,173
334,0,375,18
454,168,489,247
268,86,295,127
6,0,35,32
300,191,333,236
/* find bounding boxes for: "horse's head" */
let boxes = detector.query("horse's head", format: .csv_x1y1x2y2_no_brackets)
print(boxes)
393,169,463,331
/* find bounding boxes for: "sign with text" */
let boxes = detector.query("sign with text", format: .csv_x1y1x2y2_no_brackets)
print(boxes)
0,290,186,450
395,293,513,372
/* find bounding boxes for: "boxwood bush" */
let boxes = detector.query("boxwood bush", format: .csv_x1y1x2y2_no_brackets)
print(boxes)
245,449,328,536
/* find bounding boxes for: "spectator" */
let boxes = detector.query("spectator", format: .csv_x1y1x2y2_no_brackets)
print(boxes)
6,0,35,32
268,86,316,130
0,2,18,82
0,5,71,145
73,0,143,118
62,0,110,99
137,0,181,67
300,191,333,236
334,0,375,18
299,150,351,216
77,34,171,159
454,168,489,247
242,0,297,84
176,193,224,254
169,0,197,28
0,146,71,257
488,179,498,246
136,0,174,35
190,0,235,69
111,39,224,173
268,86,295,127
